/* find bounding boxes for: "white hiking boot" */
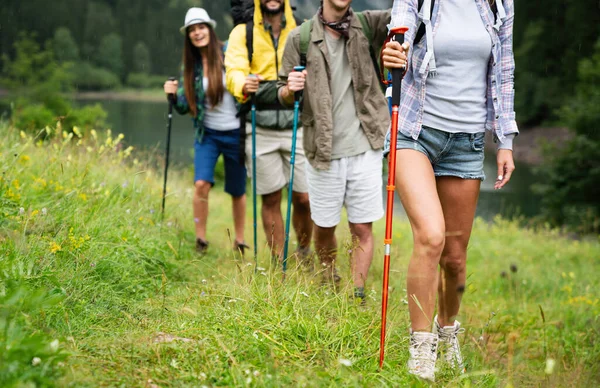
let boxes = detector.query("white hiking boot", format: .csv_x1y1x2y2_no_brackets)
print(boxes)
407,331,438,382
433,315,466,373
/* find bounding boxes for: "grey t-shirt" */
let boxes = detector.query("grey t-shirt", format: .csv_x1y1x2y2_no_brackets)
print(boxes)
422,0,492,133
324,31,371,159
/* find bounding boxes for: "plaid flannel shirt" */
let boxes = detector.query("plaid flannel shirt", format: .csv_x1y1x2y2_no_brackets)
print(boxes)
390,0,518,144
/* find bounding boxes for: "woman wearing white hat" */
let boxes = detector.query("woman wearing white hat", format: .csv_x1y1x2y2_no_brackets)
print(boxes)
164,8,248,255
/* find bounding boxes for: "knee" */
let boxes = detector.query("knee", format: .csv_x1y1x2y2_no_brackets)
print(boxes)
292,193,310,212
350,223,373,243
315,225,336,242
194,180,211,197
414,229,445,258
440,252,466,277
262,190,281,209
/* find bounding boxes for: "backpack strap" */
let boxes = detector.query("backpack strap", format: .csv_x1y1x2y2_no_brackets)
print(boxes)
246,20,254,65
414,0,433,46
299,19,312,68
355,12,381,88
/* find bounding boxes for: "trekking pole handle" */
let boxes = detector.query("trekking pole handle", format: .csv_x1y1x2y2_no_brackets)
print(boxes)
390,27,408,106
248,74,257,105
167,76,176,106
293,66,305,102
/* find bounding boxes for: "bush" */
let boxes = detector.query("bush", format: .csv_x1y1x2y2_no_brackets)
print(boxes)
72,62,121,91
125,72,167,89
63,104,107,133
11,104,56,133
535,39,600,234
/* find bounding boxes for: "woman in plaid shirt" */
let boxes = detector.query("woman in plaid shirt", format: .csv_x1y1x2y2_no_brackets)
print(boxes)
382,0,517,381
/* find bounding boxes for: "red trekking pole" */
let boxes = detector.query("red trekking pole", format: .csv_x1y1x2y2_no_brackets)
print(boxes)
379,26,408,369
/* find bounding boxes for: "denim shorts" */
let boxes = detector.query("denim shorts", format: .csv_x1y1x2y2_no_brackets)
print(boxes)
384,126,486,180
194,127,246,197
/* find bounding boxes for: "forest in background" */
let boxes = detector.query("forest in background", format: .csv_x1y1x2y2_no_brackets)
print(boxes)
1,0,598,126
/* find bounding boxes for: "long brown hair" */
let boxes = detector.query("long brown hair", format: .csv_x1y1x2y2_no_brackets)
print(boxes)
183,24,224,116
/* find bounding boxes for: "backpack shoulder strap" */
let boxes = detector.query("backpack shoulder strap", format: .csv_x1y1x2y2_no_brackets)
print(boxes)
299,19,312,68
356,12,383,90
245,20,254,65
355,12,372,42
414,0,434,46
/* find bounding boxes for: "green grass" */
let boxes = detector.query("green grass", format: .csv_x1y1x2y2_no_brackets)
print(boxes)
1,122,599,387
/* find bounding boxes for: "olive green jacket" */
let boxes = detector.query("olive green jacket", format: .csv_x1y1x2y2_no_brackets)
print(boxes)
278,10,391,170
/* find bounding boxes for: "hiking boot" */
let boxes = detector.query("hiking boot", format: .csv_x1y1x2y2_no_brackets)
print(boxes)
433,315,466,373
353,287,366,306
296,246,313,272
407,330,438,382
233,240,250,257
195,238,209,254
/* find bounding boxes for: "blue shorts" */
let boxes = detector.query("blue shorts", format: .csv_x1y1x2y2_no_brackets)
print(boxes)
384,125,486,180
194,127,246,197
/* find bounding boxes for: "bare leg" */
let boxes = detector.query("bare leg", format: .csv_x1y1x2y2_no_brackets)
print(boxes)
394,150,445,332
193,180,211,240
436,177,480,326
291,191,312,249
232,194,246,244
314,224,337,274
348,222,374,288
261,189,284,259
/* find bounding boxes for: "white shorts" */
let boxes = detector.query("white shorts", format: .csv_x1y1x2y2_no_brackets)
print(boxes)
307,149,384,228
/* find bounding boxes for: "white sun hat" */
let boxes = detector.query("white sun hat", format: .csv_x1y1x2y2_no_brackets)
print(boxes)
180,8,217,34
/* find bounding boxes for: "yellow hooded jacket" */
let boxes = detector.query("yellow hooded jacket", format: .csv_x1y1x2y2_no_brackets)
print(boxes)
225,0,297,129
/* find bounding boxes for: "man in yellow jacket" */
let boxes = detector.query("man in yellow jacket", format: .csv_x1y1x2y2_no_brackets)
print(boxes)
225,0,313,265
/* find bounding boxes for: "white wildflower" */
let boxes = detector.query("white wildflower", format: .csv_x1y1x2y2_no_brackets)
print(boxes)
545,358,556,375
49,339,59,352
339,358,353,367
32,357,41,366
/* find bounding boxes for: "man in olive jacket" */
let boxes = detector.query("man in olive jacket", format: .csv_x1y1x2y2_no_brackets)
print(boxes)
278,0,390,299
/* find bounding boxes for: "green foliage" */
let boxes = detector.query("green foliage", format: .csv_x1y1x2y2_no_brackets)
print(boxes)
535,39,600,234
63,104,108,132
559,39,600,141
1,34,107,136
1,121,599,386
72,62,121,91
95,33,124,79
11,104,56,133
52,27,79,63
132,41,151,74
1,32,72,96
125,72,166,89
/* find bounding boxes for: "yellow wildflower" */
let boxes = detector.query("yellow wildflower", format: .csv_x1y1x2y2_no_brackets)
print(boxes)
90,129,98,140
78,193,88,202
31,210,39,217
49,242,62,253
72,126,82,138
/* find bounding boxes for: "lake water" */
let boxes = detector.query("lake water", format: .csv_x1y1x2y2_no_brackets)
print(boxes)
82,99,542,220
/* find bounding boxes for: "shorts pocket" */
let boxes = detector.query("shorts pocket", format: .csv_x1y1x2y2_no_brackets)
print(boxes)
470,133,485,152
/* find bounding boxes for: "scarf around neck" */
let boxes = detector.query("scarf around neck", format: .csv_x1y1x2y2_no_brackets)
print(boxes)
318,6,353,39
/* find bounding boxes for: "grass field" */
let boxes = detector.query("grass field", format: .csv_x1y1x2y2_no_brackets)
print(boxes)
1,122,598,387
